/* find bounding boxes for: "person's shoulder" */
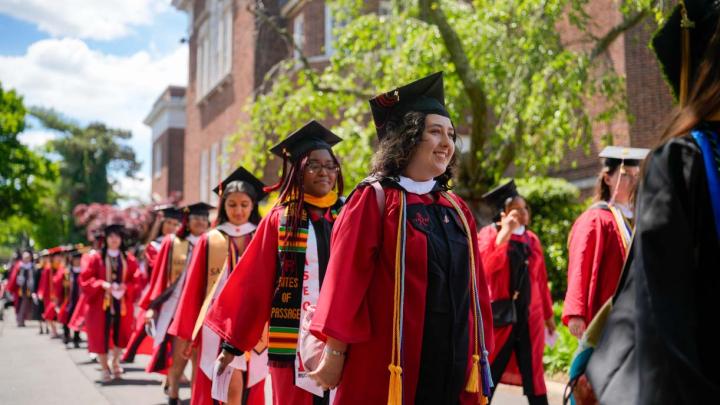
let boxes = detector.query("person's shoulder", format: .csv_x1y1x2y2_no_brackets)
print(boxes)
574,205,614,227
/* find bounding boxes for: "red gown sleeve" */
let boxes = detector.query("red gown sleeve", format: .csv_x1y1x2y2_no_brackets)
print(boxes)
477,225,511,301
37,266,50,300
52,266,66,306
7,262,19,295
139,236,172,310
562,211,603,325
168,234,208,341
310,186,383,344
205,210,280,350
124,254,140,303
80,254,107,300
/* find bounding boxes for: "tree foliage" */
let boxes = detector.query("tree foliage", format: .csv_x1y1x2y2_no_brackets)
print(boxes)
0,82,56,220
236,0,661,200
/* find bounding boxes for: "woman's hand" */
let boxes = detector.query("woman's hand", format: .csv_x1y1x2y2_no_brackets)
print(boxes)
495,209,521,246
307,350,345,390
144,309,154,324
568,316,586,338
215,349,235,375
545,317,557,335
102,281,111,290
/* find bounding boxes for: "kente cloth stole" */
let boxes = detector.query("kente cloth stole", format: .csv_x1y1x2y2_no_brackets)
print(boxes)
103,254,128,316
268,205,310,363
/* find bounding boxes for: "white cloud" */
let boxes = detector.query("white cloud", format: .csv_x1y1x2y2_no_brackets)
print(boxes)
0,0,169,40
0,37,188,199
18,129,57,148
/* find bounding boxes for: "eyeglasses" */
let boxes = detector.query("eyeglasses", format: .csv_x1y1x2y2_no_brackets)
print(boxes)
305,162,339,174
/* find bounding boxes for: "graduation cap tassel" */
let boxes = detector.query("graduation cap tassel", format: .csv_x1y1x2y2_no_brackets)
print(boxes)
679,0,695,106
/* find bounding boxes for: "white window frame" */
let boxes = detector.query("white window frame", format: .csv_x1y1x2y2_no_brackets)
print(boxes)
324,3,335,57
153,141,162,179
195,0,233,102
293,12,304,60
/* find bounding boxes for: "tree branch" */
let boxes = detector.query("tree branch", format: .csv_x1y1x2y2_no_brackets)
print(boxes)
249,2,373,99
589,8,649,61
417,0,491,190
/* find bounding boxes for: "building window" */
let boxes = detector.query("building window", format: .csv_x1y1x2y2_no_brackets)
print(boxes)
210,141,219,205
153,141,162,179
200,148,209,203
221,136,231,180
379,1,392,16
195,0,233,101
293,12,304,60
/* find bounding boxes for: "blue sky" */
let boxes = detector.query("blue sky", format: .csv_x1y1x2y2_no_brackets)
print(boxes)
0,0,189,203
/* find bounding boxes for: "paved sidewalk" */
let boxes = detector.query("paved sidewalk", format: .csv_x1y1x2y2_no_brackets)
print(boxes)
0,307,563,405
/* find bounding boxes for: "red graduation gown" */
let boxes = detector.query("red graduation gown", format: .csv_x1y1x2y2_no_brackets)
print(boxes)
477,226,553,395
205,206,332,405
561,207,626,325
79,252,140,354
67,251,97,332
168,230,263,405
40,265,65,321
122,238,170,363
6,260,22,308
310,186,494,405
143,234,192,373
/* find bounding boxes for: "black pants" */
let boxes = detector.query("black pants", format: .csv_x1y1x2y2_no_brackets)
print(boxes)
63,324,80,345
489,319,548,405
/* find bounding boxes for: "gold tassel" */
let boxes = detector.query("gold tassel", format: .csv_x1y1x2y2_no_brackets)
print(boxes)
465,354,481,393
679,0,695,106
387,365,402,405
480,394,488,405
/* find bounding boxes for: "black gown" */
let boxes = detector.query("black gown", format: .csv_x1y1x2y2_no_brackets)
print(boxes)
587,132,720,404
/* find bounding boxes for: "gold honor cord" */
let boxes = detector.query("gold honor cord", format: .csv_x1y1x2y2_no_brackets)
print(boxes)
679,0,695,106
387,191,406,405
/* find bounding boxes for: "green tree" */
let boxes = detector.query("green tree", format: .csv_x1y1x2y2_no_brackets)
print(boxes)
0,82,56,220
236,0,661,200
30,107,141,241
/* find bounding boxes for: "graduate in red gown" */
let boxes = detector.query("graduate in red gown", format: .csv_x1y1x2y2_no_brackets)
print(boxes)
58,246,85,348
308,73,494,405
561,146,648,338
169,167,267,405
68,231,104,334
142,206,183,290
80,223,141,382
139,202,213,405
206,121,345,405
38,247,66,338
7,249,36,327
477,180,555,405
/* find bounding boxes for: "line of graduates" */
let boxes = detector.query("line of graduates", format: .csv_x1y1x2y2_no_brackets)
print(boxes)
5,4,720,402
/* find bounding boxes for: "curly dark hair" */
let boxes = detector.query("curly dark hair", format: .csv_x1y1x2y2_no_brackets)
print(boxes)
370,111,457,190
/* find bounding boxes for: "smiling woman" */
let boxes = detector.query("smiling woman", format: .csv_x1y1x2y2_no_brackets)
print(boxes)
308,72,495,405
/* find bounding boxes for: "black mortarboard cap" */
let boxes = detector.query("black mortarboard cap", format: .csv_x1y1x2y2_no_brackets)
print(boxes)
104,223,126,237
154,204,183,221
212,166,268,201
652,0,720,102
599,146,650,168
481,180,519,213
269,120,342,162
183,202,215,217
369,72,450,139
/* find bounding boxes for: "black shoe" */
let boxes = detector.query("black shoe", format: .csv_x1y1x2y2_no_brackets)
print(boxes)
168,398,179,405
74,341,80,349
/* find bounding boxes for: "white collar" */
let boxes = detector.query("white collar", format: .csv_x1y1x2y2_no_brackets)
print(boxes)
72,266,82,273
186,234,200,245
107,249,120,258
512,225,526,236
397,175,437,195
612,202,634,219
216,222,257,237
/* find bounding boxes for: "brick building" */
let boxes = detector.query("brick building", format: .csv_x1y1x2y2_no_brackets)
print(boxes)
159,0,674,203
145,86,187,201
